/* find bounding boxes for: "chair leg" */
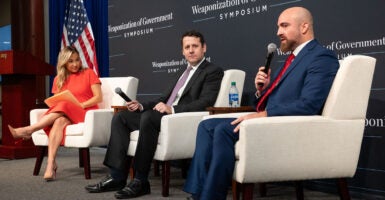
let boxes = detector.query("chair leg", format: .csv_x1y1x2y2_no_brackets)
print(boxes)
153,160,160,176
294,181,304,200
241,183,255,200
79,148,91,179
337,178,351,200
232,180,241,200
79,149,84,168
33,146,47,176
181,159,190,178
161,161,170,197
258,183,267,197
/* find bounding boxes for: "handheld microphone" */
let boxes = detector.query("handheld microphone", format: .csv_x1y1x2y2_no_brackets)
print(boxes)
258,43,277,87
115,87,132,102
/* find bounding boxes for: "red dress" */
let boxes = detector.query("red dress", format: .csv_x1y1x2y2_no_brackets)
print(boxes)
43,69,101,145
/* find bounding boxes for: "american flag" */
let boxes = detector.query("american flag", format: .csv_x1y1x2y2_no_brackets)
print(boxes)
61,0,99,75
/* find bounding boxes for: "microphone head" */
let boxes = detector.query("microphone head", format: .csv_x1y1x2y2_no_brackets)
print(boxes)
267,43,277,54
115,87,122,94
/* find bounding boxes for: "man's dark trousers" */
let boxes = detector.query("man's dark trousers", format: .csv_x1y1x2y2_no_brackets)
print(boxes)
184,118,238,200
103,109,166,177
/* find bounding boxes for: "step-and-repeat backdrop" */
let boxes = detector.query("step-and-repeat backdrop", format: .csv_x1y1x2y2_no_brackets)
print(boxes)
108,0,385,196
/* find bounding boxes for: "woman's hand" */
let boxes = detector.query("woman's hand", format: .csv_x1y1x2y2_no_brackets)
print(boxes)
80,83,102,109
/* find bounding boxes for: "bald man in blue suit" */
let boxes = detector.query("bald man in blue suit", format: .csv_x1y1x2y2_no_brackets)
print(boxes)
183,7,339,200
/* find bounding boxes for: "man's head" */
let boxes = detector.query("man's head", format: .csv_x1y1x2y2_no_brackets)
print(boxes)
181,30,207,66
277,7,314,52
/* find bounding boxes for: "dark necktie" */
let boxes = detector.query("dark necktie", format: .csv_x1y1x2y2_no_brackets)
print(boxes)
256,53,295,112
166,66,193,106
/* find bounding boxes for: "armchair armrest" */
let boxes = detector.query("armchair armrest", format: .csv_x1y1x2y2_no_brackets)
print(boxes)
154,111,210,160
30,109,49,125
30,109,49,145
64,108,114,147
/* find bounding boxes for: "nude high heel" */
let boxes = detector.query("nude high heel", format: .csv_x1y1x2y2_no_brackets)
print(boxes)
8,125,32,144
44,163,58,182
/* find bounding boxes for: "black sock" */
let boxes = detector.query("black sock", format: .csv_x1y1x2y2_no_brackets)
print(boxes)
110,167,127,182
134,171,148,183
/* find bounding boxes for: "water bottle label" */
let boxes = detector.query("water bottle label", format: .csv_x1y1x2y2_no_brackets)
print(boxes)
229,93,239,107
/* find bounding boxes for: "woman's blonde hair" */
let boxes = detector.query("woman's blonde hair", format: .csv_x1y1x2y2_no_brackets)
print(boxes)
56,46,84,91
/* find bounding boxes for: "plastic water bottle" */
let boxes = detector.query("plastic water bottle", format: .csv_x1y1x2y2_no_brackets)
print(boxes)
229,81,239,107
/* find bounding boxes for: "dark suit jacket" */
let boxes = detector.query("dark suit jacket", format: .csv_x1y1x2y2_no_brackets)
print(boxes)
256,39,339,116
143,60,224,113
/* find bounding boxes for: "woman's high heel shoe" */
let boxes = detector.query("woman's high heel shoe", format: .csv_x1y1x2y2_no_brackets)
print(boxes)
8,125,32,140
44,165,58,182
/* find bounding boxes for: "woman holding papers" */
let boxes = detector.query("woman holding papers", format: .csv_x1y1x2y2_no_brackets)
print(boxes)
8,46,102,181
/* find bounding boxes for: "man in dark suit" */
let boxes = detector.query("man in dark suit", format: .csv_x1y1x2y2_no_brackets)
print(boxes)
183,7,339,200
85,30,223,198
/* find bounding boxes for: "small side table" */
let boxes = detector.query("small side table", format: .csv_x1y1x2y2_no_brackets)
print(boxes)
206,106,254,115
111,105,127,114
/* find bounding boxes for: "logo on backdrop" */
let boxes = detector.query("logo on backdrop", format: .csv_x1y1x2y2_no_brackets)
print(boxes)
191,0,270,22
324,36,385,59
152,57,212,74
366,116,385,127
108,12,174,38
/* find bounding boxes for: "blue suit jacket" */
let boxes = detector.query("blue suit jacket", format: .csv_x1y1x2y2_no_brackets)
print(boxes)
257,40,339,116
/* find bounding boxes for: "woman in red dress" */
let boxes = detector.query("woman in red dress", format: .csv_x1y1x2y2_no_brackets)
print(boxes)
8,46,102,181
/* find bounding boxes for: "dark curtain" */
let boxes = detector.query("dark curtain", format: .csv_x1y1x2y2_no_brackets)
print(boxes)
48,0,109,78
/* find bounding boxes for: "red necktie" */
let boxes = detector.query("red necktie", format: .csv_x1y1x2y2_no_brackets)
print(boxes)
256,53,295,112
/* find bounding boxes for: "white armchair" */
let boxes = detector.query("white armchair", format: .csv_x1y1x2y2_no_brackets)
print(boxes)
204,55,376,200
31,76,139,179
127,69,246,196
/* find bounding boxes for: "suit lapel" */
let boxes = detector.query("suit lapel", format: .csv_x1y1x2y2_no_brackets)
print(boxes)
180,60,206,97
277,40,318,85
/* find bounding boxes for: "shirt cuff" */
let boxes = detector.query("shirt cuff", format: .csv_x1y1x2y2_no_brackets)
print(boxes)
139,104,144,112
171,106,175,114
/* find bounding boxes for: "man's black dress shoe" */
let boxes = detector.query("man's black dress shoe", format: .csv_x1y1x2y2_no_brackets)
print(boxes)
114,179,151,199
85,175,126,193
